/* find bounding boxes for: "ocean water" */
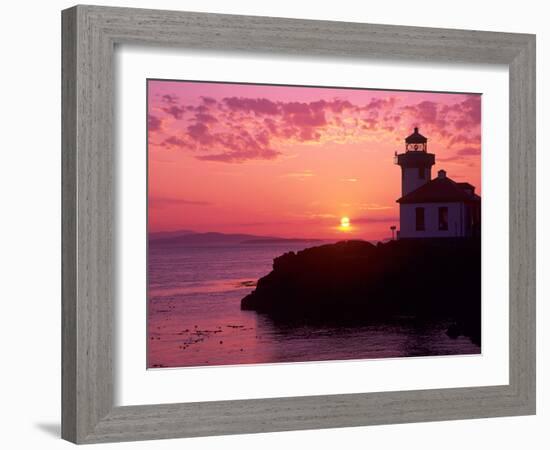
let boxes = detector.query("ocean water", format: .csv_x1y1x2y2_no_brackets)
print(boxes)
147,242,480,368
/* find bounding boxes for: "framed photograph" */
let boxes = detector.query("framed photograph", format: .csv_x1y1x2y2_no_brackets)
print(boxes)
62,5,536,444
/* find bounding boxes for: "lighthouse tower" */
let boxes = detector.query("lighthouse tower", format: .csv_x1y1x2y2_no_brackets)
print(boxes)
395,127,435,196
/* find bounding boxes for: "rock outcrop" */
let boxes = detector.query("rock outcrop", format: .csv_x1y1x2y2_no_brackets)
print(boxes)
241,238,481,345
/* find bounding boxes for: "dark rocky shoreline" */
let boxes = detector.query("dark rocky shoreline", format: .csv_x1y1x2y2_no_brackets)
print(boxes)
241,238,481,346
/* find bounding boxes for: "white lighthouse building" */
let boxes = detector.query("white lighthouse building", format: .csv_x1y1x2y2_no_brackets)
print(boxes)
395,127,481,239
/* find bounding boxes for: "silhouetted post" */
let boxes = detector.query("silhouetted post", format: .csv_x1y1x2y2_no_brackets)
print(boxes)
390,225,396,240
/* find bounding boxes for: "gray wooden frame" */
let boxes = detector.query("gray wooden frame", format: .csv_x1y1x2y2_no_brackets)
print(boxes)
61,4,536,444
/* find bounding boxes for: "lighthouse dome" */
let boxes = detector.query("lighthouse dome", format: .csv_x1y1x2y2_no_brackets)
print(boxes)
405,127,427,144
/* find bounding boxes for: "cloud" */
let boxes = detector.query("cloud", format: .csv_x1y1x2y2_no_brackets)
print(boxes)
194,113,218,124
223,97,279,115
149,197,212,209
402,100,445,129
415,101,438,124
440,95,481,132
201,96,217,105
279,102,327,142
154,96,376,162
148,114,162,132
292,213,398,226
454,96,481,128
306,213,338,219
448,133,481,147
438,146,481,162
161,94,178,104
283,170,315,180
368,97,394,109
208,128,280,162
196,147,280,163
399,95,482,141
187,122,215,145
162,136,187,148
352,215,399,224
160,118,282,162
361,118,377,130
457,147,481,156
320,99,354,113
150,91,481,164
360,203,393,211
162,105,186,120
220,97,355,144
231,211,398,230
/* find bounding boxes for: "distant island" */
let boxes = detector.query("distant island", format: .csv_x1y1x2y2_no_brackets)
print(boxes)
149,230,325,246
241,238,481,345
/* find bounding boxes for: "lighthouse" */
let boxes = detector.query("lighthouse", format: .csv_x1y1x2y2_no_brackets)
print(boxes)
395,127,435,196
395,127,481,238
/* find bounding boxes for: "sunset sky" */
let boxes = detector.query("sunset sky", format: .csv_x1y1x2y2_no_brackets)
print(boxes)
147,80,481,240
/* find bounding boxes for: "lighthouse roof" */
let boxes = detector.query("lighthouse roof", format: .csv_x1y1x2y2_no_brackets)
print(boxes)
405,127,427,144
397,173,480,204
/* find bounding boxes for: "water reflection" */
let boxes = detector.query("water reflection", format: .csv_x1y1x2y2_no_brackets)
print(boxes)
147,244,480,369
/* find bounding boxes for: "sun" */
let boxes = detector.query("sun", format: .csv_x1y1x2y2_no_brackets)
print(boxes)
340,216,351,230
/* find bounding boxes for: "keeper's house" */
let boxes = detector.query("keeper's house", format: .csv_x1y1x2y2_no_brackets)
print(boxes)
395,128,481,239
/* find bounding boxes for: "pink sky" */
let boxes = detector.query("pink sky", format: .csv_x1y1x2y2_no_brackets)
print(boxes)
147,80,481,240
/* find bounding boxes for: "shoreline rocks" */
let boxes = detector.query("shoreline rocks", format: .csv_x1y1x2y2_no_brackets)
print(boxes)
241,238,481,345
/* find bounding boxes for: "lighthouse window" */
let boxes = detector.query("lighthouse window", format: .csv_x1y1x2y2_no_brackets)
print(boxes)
438,207,449,230
415,207,425,231
418,167,425,179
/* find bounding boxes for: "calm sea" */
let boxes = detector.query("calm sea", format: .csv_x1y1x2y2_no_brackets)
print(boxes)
147,242,480,368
